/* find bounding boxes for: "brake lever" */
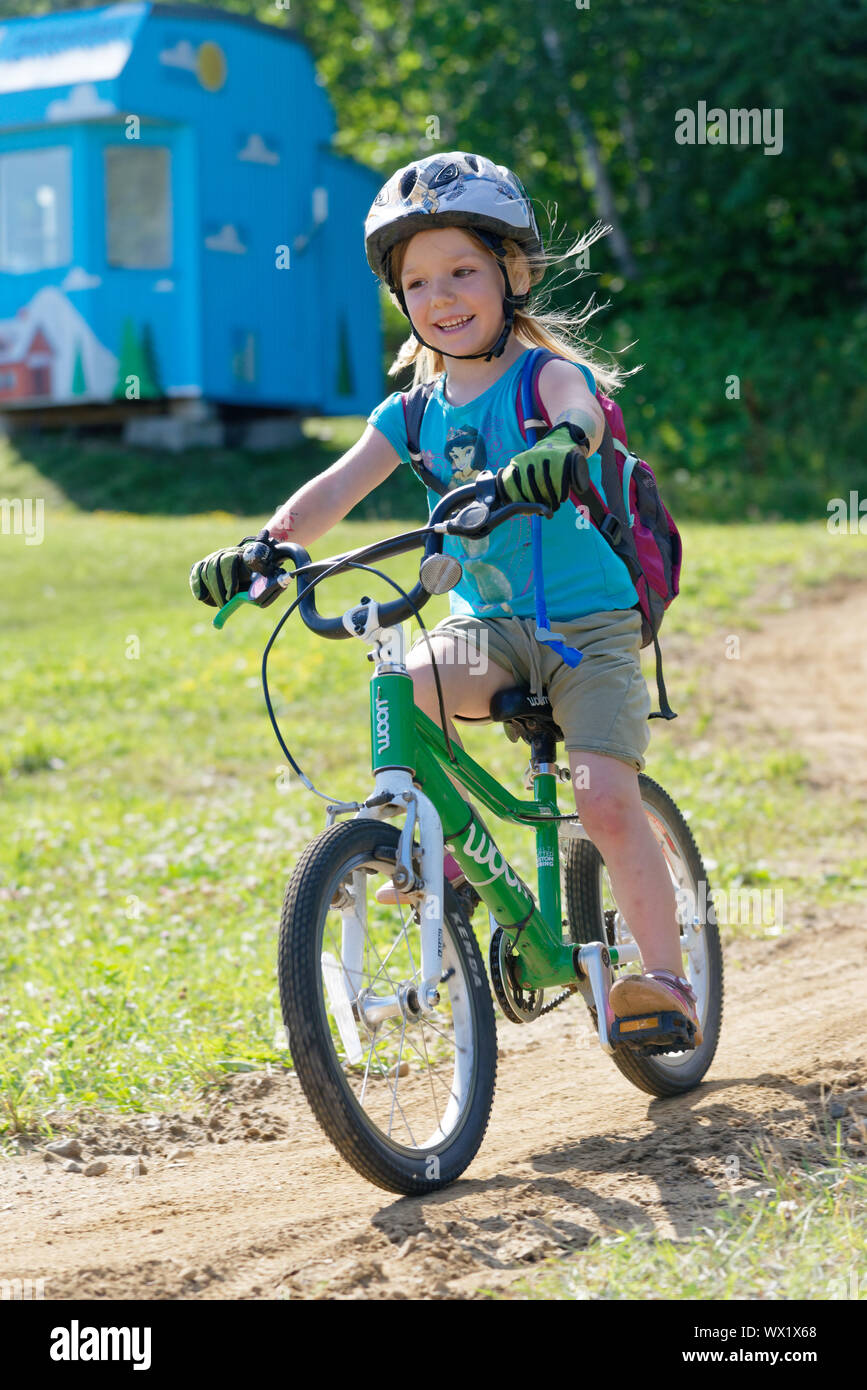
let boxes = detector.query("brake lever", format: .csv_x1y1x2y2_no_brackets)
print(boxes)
468,471,554,524
444,474,554,539
242,529,286,578
213,591,256,628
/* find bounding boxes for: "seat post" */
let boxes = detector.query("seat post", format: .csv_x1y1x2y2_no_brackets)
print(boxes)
530,730,557,767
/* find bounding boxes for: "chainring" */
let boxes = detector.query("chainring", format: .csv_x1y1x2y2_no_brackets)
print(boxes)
489,926,544,1024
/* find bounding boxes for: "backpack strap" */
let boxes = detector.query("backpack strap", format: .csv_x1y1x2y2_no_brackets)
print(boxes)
521,346,677,720
401,382,448,497
524,349,639,572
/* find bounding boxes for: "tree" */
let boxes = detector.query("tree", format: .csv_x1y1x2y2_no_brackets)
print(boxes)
71,342,87,396
112,319,146,400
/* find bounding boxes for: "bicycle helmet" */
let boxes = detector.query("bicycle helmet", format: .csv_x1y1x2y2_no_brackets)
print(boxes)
364,152,544,362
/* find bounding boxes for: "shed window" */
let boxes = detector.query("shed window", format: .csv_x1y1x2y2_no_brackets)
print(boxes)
105,145,172,268
0,147,71,273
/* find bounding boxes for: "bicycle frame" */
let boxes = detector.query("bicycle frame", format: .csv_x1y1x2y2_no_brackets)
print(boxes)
360,627,579,995
216,548,704,1060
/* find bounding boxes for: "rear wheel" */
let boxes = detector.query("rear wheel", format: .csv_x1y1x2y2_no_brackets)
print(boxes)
278,819,497,1194
564,774,723,1096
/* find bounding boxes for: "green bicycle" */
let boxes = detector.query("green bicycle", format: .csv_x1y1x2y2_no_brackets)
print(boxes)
215,477,723,1195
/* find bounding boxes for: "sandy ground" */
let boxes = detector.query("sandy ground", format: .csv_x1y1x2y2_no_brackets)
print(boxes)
2,582,865,1300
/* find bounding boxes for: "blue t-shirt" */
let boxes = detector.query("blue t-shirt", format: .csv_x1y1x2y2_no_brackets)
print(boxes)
367,349,638,621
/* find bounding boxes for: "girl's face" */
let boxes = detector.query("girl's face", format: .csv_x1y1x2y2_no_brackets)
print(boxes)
398,228,509,353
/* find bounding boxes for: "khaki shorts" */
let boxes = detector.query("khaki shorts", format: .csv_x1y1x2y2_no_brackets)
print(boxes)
412,610,652,772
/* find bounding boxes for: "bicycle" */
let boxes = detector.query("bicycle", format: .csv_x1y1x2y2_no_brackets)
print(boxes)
213,474,723,1195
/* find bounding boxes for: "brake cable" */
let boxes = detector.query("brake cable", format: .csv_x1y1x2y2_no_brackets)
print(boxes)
258,552,457,807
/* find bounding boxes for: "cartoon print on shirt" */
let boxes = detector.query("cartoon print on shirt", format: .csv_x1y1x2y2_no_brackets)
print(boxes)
444,424,485,485
439,425,522,607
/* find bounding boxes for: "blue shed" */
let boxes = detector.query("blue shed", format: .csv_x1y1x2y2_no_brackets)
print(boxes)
0,3,382,419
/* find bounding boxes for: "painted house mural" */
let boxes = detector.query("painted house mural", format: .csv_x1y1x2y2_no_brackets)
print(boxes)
0,2,382,415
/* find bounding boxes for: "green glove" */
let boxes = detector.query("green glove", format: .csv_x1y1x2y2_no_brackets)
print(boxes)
496,422,591,509
189,537,257,608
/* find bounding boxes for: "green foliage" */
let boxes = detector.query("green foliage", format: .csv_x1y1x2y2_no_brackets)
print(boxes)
606,307,867,521
274,0,866,317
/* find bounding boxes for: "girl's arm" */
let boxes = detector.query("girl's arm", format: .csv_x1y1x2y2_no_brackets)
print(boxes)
536,359,605,455
265,425,402,546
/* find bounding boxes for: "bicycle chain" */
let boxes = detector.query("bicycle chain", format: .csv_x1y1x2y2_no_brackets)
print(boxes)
539,986,578,1016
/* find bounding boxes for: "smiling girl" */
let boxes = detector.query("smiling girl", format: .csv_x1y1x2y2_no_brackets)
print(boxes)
191,152,701,1042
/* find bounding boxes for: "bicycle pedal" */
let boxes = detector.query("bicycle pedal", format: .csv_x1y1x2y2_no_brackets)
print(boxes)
610,1010,697,1056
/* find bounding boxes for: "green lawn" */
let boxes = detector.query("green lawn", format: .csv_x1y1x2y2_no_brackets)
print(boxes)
2,430,866,1139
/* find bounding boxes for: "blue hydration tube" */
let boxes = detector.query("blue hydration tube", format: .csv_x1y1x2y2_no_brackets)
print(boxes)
519,350,584,669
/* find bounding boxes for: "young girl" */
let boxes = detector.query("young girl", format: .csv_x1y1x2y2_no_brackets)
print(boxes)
191,151,700,1043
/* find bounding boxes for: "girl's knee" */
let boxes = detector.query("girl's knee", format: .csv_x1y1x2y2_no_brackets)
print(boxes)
571,753,642,841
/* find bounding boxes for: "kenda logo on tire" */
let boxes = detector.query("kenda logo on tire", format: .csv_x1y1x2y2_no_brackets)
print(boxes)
375,691,390,753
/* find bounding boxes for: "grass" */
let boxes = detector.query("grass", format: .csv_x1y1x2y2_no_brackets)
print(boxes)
1,429,867,1144
502,1144,867,1301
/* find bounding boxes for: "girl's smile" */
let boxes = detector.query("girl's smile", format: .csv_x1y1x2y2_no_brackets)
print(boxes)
434,314,476,335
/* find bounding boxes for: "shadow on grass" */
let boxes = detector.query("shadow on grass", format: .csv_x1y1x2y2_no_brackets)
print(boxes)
2,423,427,522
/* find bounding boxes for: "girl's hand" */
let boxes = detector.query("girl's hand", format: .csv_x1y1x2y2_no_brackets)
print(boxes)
496,423,592,509
189,540,256,607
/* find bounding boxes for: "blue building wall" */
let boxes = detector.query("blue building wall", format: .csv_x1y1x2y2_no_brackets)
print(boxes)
0,3,382,416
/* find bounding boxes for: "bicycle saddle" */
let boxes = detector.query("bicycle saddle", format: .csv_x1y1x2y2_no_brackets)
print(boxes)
455,686,564,745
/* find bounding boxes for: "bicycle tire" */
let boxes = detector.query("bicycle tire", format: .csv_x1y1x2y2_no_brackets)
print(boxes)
278,819,498,1194
564,773,724,1097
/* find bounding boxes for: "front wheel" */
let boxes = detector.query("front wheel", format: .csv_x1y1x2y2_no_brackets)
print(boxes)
564,773,724,1097
278,819,497,1194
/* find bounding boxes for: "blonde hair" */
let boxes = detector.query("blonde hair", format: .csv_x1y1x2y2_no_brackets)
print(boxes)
386,221,635,396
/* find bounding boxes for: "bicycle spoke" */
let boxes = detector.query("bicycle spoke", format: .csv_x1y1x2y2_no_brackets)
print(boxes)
306,840,483,1159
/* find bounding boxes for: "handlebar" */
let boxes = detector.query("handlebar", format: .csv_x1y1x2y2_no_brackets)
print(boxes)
217,474,553,638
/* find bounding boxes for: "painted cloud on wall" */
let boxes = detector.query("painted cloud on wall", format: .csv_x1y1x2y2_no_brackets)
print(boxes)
159,39,197,73
62,267,102,291
45,82,116,121
204,225,247,255
238,134,279,166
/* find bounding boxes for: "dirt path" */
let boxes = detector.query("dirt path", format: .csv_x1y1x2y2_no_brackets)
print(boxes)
2,584,866,1300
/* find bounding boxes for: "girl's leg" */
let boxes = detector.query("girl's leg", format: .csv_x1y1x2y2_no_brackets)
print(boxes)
569,749,701,1038
406,631,516,741
568,750,682,976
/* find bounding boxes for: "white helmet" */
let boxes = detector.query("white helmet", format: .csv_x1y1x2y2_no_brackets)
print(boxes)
364,152,544,361
365,151,543,288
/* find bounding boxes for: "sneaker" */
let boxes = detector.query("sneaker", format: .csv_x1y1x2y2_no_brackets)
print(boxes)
609,969,703,1045
375,852,466,905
